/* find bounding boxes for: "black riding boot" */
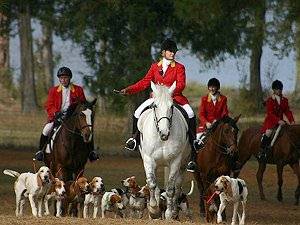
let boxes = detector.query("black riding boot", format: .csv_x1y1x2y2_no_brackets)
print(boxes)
258,134,271,163
88,138,100,162
125,116,139,151
34,134,48,162
186,116,197,173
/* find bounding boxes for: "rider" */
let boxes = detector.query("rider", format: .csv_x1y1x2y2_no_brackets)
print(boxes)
258,80,295,162
120,39,197,172
34,66,99,162
194,78,229,150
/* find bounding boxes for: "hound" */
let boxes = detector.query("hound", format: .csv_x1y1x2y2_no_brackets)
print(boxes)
44,177,66,217
83,177,105,218
3,166,52,217
64,176,89,217
101,191,125,218
215,175,248,225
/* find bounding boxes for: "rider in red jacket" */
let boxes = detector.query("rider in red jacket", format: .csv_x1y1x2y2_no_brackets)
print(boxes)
194,78,229,149
34,67,99,162
120,39,197,172
258,80,295,162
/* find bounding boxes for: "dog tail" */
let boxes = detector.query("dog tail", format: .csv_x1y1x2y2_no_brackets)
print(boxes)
3,169,20,178
186,180,194,196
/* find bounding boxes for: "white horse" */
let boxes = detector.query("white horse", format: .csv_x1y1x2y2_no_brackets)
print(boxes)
138,82,189,219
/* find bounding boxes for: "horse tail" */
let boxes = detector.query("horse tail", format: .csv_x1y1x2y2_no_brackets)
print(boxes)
3,169,20,178
186,180,194,196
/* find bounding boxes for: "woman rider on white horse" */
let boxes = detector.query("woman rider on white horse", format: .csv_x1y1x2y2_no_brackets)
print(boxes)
120,39,197,172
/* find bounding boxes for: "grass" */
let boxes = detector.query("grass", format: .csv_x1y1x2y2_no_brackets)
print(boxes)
0,149,300,224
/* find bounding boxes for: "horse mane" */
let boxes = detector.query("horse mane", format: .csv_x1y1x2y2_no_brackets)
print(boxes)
152,84,173,106
209,116,239,133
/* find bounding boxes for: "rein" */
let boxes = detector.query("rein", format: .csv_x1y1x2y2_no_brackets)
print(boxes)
152,104,174,135
61,112,93,136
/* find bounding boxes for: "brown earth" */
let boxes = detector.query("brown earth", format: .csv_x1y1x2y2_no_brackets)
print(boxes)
0,149,299,225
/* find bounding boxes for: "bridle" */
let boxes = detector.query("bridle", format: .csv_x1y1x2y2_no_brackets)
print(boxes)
61,110,93,137
208,121,238,155
152,103,174,138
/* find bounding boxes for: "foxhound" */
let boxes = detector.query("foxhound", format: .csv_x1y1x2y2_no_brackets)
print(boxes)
215,175,248,225
3,166,52,217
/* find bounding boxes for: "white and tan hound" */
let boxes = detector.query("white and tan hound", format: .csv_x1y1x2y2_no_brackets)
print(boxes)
3,166,52,217
215,175,248,225
83,176,105,218
101,191,125,218
44,177,66,217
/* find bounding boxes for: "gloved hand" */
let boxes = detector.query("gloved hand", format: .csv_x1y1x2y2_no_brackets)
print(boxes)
54,111,64,124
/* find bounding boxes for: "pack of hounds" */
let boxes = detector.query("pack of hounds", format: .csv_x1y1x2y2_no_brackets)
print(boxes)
3,166,248,224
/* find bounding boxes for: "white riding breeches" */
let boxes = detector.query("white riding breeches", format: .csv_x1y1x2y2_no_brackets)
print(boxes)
134,98,195,119
42,122,54,136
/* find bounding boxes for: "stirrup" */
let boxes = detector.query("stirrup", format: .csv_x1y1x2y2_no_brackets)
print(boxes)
186,161,196,173
125,138,137,151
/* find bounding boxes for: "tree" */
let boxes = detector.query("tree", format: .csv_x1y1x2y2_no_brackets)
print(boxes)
18,1,37,112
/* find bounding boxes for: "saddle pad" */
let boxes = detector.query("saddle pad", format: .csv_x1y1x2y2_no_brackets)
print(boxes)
45,126,62,153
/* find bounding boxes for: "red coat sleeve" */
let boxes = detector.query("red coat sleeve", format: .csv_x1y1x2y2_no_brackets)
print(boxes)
266,98,280,125
126,65,154,94
284,99,295,123
78,86,86,103
221,97,229,118
45,88,57,121
199,97,208,125
173,64,186,96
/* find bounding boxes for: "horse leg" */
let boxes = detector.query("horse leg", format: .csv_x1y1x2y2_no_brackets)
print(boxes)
143,155,158,210
194,172,205,218
276,164,284,202
172,168,184,220
165,161,181,220
289,162,300,205
256,162,267,200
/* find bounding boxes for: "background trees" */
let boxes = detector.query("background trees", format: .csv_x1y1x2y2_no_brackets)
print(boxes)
0,0,298,114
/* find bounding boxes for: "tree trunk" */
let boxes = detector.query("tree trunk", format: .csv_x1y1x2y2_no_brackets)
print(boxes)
0,12,9,69
249,3,265,112
19,3,37,112
294,15,300,98
41,22,54,91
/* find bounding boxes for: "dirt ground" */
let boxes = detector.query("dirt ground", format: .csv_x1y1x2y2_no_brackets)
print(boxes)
0,149,299,225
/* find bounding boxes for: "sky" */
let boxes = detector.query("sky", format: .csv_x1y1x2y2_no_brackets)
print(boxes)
10,23,296,92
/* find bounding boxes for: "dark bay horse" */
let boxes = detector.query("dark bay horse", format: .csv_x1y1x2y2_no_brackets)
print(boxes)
45,99,97,181
194,116,240,217
235,125,300,205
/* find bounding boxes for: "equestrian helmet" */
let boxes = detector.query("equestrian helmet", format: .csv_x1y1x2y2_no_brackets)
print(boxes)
272,80,283,90
207,78,220,89
57,67,72,78
161,39,178,53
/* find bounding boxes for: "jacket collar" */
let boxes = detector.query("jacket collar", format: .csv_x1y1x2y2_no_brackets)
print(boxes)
57,83,75,93
157,59,175,68
207,93,221,103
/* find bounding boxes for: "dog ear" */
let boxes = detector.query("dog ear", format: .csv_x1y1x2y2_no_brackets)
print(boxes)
37,173,43,187
224,177,233,197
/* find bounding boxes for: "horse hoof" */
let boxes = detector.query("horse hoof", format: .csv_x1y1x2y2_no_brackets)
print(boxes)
277,196,283,202
294,201,299,206
260,195,266,201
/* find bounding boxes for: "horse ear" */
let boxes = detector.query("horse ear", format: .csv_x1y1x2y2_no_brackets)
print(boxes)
151,81,158,95
168,81,176,95
233,114,241,123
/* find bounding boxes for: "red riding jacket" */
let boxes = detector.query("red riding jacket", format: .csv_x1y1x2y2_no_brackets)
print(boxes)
125,60,189,105
197,94,229,133
261,95,295,133
45,83,86,122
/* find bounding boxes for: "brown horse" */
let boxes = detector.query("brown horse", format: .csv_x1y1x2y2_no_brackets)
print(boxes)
45,99,97,181
235,125,300,205
194,116,240,217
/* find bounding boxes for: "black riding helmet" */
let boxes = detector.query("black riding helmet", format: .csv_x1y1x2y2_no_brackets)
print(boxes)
161,39,178,53
272,80,283,90
207,78,220,90
57,67,72,78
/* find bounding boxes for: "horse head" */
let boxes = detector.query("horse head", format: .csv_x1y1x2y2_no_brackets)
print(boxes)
151,81,176,141
213,115,240,155
67,98,97,143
